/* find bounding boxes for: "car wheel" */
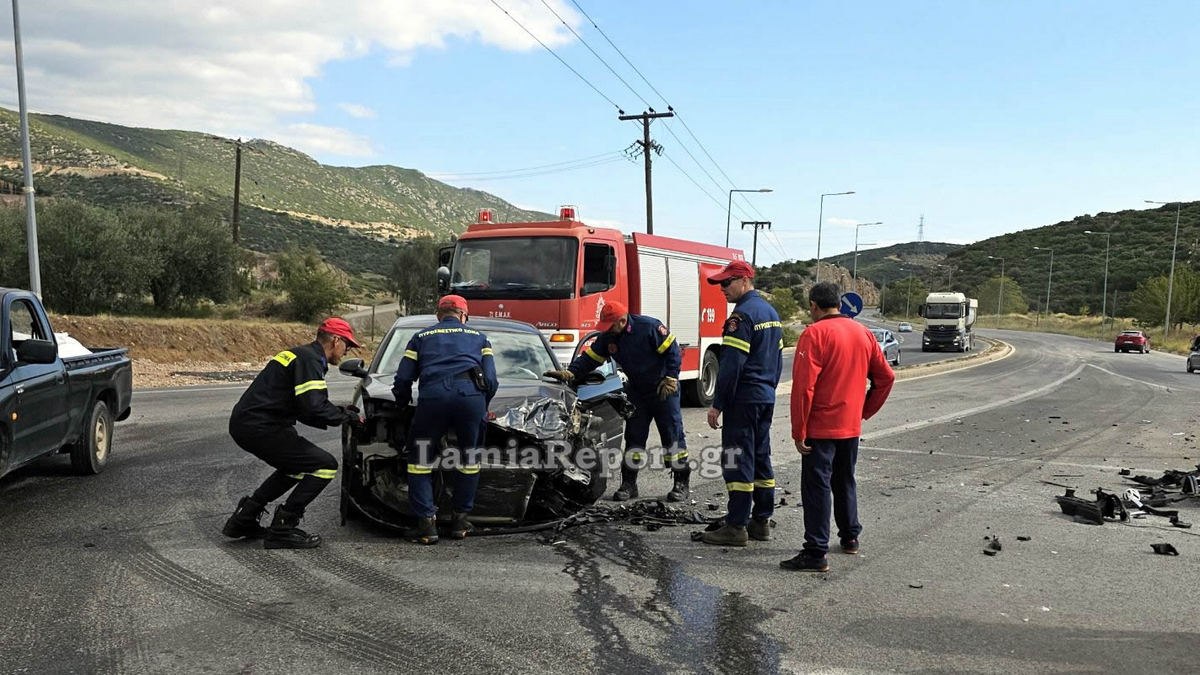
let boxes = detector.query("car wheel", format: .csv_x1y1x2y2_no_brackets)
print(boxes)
687,349,719,408
70,399,112,475
893,351,901,367
0,433,9,478
1114,347,1119,353
1143,346,1149,354
1188,364,1195,373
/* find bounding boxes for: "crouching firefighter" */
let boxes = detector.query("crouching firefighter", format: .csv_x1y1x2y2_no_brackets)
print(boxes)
392,295,498,545
224,317,364,549
546,301,691,502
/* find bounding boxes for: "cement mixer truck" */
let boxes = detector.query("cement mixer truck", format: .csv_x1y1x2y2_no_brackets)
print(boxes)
918,292,978,352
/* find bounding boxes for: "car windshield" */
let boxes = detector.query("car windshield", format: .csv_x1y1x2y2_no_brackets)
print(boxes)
449,236,578,300
373,326,557,381
924,303,963,319
871,329,888,342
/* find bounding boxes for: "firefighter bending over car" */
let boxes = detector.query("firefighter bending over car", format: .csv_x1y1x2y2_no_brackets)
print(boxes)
224,317,364,549
546,301,691,502
392,295,499,545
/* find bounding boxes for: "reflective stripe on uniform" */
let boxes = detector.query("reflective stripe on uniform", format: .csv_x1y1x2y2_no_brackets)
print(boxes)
656,333,676,354
585,347,605,363
726,481,754,492
754,478,776,489
723,336,751,353
629,452,644,462
407,464,433,475
272,350,297,367
294,380,327,395
663,450,688,462
481,347,493,356
312,468,337,480
458,464,481,475
404,349,419,360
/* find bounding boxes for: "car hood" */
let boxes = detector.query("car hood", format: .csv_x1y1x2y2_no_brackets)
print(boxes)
358,374,581,441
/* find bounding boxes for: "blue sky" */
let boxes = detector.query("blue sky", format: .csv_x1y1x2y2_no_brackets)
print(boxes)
2,1,1198,265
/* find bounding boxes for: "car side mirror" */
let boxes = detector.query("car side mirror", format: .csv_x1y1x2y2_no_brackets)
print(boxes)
338,358,369,378
16,338,57,365
436,266,451,293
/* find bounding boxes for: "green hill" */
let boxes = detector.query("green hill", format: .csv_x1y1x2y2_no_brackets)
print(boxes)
0,108,554,277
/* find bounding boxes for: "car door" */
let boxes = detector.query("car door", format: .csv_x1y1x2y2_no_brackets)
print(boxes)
3,296,69,465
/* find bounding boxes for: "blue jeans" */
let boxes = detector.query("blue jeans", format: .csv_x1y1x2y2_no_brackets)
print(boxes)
800,437,862,555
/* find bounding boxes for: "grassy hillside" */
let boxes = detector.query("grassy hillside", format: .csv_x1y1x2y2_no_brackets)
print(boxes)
0,108,554,276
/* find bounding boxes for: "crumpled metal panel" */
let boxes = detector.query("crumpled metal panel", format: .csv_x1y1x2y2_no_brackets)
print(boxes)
491,389,581,440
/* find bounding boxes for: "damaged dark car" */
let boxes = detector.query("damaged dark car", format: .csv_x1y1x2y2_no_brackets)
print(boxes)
338,316,633,531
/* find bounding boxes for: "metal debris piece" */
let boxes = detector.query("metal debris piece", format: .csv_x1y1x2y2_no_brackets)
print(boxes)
909,582,924,589
1054,488,1128,525
1017,535,1031,541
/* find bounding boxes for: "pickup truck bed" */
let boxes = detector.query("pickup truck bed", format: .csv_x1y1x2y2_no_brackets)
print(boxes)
1,288,133,479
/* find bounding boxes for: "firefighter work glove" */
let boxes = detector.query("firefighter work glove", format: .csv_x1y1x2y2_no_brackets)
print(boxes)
543,369,575,383
657,376,679,400
342,404,365,429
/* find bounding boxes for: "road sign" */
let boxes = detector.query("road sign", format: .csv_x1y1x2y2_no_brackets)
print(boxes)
840,292,863,318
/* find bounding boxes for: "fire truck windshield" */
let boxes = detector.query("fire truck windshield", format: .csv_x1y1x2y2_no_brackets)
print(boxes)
450,236,579,299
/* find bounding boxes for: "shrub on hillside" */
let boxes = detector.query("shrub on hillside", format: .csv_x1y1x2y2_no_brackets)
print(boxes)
276,246,350,322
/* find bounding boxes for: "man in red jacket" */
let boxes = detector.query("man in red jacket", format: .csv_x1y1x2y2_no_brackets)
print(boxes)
782,282,894,572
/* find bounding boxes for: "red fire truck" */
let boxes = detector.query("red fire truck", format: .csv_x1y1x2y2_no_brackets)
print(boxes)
437,206,746,406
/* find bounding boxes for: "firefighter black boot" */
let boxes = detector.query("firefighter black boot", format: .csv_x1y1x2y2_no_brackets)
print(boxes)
447,512,474,540
611,466,639,502
263,506,321,549
666,467,691,503
404,516,439,545
222,496,268,539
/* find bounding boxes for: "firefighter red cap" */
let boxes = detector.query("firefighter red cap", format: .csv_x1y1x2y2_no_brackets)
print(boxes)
597,301,628,330
707,260,756,284
319,317,361,348
437,294,469,313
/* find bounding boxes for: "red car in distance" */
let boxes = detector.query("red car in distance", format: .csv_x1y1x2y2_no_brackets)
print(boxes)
1114,330,1151,354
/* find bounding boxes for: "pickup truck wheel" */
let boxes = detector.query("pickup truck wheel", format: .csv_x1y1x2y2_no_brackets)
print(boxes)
0,434,9,477
71,400,112,475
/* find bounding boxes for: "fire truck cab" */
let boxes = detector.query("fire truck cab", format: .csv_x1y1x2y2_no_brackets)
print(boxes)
438,206,745,406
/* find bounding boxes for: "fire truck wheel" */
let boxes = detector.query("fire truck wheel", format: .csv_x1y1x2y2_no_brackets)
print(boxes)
686,349,719,408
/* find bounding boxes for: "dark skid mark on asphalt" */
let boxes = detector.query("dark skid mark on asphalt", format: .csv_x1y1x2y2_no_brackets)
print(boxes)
845,616,1195,671
557,528,783,674
124,539,430,671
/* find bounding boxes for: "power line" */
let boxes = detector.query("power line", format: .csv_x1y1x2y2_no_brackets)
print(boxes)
436,155,628,182
539,0,651,109
428,150,625,178
489,0,624,112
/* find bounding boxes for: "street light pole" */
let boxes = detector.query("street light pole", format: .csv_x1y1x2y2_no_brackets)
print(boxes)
988,256,1005,319
1146,200,1182,337
852,221,881,283
901,268,916,319
936,264,955,288
815,190,854,282
1033,246,1054,325
725,188,772,248
1084,230,1111,326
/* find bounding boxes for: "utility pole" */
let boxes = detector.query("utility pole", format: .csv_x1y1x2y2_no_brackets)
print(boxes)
12,0,40,297
619,109,673,234
741,221,771,266
232,142,242,243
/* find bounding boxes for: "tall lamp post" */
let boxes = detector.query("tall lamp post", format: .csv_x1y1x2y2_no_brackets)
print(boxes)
1084,229,1112,327
725,188,772,248
852,221,882,282
899,267,916,319
936,263,955,288
815,190,854,282
988,255,1005,320
1033,246,1054,325
1145,200,1182,337
12,0,40,297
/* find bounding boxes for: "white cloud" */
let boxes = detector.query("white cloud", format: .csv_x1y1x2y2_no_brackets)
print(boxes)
338,103,376,119
826,217,860,227
275,123,375,158
0,1,579,159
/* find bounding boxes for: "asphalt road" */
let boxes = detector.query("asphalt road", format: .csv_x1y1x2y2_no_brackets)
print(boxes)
3,329,1199,673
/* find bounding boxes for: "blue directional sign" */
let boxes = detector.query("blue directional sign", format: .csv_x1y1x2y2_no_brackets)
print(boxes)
840,292,864,318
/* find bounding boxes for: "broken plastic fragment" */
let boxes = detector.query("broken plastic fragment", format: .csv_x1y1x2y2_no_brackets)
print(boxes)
1150,543,1179,556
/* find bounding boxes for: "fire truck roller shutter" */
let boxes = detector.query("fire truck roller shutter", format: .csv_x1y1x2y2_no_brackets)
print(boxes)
667,258,700,347
639,254,669,323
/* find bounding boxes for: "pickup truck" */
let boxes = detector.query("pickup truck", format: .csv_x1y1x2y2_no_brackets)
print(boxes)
1,288,133,478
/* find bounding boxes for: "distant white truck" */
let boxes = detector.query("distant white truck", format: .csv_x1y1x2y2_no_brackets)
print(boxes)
918,292,978,352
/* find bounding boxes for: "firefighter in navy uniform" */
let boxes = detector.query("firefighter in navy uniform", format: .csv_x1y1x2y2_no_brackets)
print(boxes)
546,301,691,502
223,317,363,550
392,295,498,545
701,260,784,546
